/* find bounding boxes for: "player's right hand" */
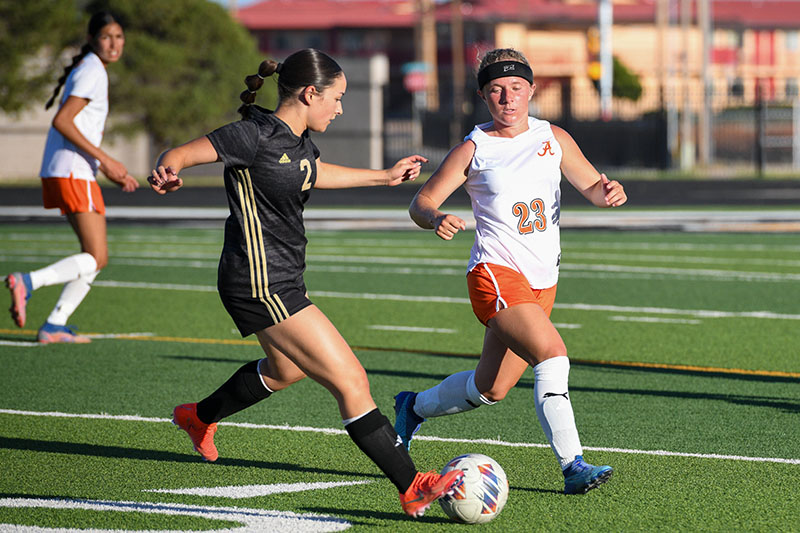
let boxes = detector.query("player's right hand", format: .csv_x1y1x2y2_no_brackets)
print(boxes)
148,165,183,194
434,213,466,241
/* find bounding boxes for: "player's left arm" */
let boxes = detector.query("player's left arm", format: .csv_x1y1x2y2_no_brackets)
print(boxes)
314,155,427,189
149,136,219,194
554,126,626,208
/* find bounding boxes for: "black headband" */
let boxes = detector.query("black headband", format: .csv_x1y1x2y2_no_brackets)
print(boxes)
477,61,533,89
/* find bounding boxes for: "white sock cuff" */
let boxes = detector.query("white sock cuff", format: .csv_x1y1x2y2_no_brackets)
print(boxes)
255,359,275,393
465,370,497,406
533,355,570,380
342,409,372,427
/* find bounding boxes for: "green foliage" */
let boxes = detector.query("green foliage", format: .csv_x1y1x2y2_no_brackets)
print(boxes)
87,0,269,149
0,0,83,113
1,0,272,150
592,55,643,101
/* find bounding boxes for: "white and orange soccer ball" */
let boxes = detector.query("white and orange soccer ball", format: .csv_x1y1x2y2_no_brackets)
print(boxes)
438,453,509,524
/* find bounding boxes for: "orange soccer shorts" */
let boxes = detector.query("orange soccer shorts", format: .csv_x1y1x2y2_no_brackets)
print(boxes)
41,176,106,215
466,263,557,326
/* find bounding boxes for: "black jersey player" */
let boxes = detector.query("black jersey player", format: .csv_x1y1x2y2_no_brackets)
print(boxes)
147,48,462,518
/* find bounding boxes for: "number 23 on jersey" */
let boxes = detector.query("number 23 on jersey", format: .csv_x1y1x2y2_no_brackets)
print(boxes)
512,198,547,235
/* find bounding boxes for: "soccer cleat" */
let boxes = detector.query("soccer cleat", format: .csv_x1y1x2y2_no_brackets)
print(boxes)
37,322,91,344
6,272,32,328
393,391,425,451
400,469,464,518
563,455,613,494
172,403,218,462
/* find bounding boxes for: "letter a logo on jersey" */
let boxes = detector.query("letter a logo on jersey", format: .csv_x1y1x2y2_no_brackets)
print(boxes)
278,153,291,164
537,141,555,156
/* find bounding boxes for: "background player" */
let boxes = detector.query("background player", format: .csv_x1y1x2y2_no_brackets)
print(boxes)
5,11,138,343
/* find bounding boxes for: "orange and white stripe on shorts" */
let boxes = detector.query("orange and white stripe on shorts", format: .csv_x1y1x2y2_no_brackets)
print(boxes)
41,175,106,215
466,262,557,326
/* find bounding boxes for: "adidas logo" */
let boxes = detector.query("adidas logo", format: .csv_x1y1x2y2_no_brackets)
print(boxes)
395,435,403,447
278,153,291,164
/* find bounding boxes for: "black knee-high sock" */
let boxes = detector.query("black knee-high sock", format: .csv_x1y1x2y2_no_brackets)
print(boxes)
196,360,272,424
345,409,417,493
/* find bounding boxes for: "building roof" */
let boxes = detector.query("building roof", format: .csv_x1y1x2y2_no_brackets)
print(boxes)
237,0,800,31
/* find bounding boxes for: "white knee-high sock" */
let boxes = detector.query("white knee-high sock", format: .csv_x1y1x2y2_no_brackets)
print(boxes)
29,253,97,290
414,370,496,419
533,356,583,469
46,269,99,326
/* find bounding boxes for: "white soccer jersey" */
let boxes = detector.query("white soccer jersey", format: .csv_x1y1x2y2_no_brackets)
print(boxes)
464,116,563,289
40,52,109,181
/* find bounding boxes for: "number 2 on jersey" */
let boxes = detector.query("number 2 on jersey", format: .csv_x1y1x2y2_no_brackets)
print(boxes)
300,159,312,191
512,198,547,234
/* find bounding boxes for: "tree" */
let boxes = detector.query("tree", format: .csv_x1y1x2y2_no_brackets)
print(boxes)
88,0,269,150
591,56,643,102
1,0,271,150
0,0,83,113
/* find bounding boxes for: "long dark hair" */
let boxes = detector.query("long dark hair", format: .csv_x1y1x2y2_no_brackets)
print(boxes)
45,11,120,110
238,48,343,119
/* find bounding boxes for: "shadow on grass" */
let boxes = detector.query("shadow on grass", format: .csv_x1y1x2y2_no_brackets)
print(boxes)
353,345,800,384
0,437,381,478
161,354,250,364
301,505,454,525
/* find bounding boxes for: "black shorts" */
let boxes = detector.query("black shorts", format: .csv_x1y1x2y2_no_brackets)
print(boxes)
219,284,313,337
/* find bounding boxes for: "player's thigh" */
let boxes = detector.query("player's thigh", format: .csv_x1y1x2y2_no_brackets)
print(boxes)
258,305,371,397
474,327,530,402
67,211,108,268
487,303,567,365
253,336,307,390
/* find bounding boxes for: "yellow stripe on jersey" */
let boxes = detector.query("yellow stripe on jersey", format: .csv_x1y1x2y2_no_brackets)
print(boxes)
235,170,259,299
236,169,289,324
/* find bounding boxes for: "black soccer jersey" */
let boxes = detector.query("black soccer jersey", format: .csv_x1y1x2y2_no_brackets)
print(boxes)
207,106,321,299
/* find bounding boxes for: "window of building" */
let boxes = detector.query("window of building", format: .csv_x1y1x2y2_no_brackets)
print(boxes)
786,78,799,98
786,30,799,52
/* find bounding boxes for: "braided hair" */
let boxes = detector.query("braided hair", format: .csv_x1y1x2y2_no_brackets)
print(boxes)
238,48,343,119
45,11,119,110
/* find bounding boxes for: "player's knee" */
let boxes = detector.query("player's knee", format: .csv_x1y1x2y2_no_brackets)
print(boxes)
91,252,108,270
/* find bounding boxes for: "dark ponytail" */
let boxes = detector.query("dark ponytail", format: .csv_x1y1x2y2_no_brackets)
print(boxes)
45,11,120,110
238,48,343,119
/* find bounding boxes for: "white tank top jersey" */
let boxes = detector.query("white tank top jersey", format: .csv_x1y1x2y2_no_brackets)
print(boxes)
464,116,563,289
40,52,109,181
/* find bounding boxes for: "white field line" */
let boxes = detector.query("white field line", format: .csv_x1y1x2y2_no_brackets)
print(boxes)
609,316,702,325
0,340,41,347
145,480,374,499
367,325,457,334
0,497,351,533
85,332,155,339
89,281,800,321
1,408,797,466
3,250,798,283
7,230,800,253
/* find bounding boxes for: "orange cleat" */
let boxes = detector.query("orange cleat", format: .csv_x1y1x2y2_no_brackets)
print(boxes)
400,469,464,518
6,272,31,328
172,403,218,462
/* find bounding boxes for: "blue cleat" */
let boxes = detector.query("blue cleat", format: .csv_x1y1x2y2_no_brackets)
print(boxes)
37,322,91,344
393,391,425,451
563,455,613,494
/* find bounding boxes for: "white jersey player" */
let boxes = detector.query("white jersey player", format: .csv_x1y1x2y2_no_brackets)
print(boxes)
394,47,627,495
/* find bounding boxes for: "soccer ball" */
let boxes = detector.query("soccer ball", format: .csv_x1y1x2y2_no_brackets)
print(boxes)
438,453,509,524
